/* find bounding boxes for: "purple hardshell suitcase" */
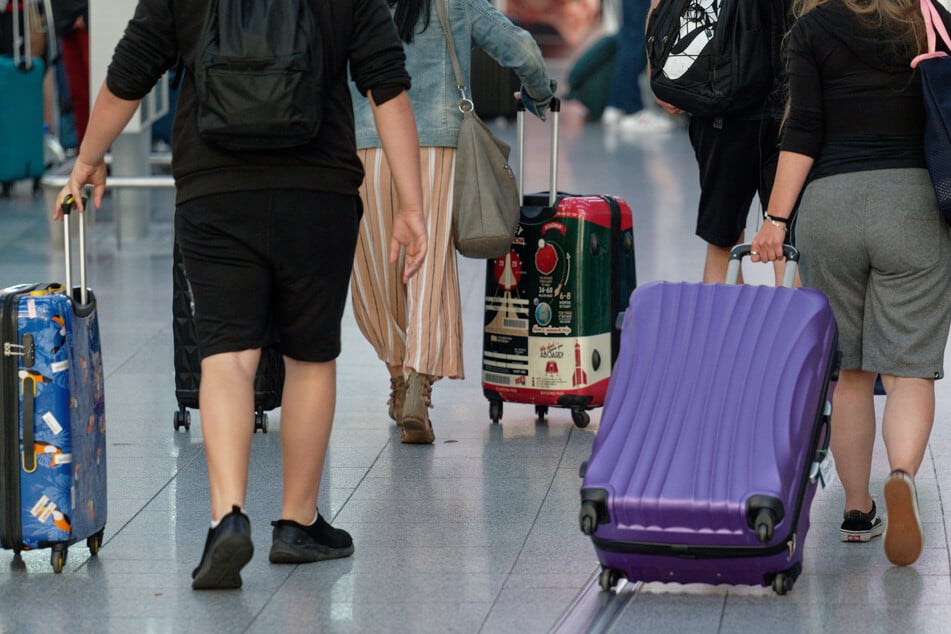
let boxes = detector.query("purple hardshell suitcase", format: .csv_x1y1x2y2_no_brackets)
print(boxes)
579,246,838,595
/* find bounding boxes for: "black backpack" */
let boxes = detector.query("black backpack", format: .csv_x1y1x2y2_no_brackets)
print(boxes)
193,0,323,151
646,0,785,117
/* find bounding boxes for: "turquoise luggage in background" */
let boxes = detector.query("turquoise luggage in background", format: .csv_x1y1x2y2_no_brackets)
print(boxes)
0,2,46,197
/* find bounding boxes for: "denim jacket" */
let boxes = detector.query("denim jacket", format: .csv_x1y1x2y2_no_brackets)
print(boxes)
350,0,554,149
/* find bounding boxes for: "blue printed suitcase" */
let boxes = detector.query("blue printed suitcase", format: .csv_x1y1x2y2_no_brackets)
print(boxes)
0,3,45,196
579,246,838,595
0,206,106,571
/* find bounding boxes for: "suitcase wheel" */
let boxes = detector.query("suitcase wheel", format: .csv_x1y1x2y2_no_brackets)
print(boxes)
50,546,67,574
254,412,269,434
772,572,794,595
489,401,502,424
87,529,104,556
534,405,548,422
571,410,590,428
599,567,623,592
173,408,191,432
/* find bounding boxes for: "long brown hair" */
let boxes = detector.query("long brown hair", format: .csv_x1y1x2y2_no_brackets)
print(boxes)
780,0,927,129
791,0,927,53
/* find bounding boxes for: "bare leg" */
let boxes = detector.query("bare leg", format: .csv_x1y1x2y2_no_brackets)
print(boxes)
880,375,934,477
703,233,743,284
279,357,337,525
199,349,260,521
830,369,877,513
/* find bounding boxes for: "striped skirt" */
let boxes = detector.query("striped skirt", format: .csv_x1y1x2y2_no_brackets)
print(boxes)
350,146,465,380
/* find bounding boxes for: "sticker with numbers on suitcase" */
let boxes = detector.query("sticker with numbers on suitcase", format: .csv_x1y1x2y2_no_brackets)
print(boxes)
42,411,63,435
51,360,69,373
27,298,37,318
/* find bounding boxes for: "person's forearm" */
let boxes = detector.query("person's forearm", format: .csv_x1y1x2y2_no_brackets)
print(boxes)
765,150,814,219
369,90,423,212
78,81,142,165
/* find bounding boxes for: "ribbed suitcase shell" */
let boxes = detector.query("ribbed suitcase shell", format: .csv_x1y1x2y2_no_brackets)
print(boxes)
1,284,107,556
580,281,836,590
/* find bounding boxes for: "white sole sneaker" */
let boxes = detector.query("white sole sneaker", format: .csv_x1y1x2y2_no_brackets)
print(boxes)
883,470,923,566
839,500,885,542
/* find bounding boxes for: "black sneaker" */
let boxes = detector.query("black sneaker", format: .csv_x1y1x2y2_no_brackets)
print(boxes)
840,501,885,543
191,505,254,590
269,513,355,564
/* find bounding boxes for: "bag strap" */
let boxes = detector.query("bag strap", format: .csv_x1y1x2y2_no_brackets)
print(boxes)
916,0,951,62
433,0,474,112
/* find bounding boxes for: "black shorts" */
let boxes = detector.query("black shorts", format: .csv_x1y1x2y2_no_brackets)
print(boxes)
175,189,362,362
689,115,782,248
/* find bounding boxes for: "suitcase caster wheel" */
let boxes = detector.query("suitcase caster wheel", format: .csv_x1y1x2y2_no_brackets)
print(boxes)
87,529,104,556
534,405,548,422
579,501,598,535
173,408,191,432
51,548,66,574
489,401,502,424
571,410,590,428
772,572,794,595
254,412,269,433
599,568,622,591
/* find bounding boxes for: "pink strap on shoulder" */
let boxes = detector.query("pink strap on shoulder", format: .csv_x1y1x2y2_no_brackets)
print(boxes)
912,0,950,68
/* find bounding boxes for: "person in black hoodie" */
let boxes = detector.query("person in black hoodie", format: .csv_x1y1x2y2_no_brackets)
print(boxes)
54,0,428,590
752,0,951,567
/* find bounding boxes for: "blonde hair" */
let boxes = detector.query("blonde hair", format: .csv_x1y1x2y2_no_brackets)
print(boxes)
791,0,926,53
780,0,926,129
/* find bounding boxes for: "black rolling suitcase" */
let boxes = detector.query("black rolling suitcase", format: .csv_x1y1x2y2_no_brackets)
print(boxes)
469,47,521,120
171,242,284,433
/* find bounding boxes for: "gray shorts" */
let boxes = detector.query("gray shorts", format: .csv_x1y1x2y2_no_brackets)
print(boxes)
794,168,951,378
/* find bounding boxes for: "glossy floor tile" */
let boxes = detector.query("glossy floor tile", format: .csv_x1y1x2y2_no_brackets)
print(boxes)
2,104,951,634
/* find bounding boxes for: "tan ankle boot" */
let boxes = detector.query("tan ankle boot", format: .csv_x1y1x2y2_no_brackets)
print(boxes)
388,375,406,426
400,370,434,444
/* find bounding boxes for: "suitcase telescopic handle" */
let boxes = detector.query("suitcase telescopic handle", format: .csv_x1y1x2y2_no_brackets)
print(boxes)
516,97,561,208
726,243,799,288
10,0,33,70
61,194,89,306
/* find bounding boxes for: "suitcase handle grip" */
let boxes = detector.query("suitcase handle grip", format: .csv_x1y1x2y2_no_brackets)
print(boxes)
726,243,799,288
61,194,89,306
21,377,37,473
516,97,561,208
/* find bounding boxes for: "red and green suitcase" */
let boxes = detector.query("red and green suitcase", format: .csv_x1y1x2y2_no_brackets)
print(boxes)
482,99,637,427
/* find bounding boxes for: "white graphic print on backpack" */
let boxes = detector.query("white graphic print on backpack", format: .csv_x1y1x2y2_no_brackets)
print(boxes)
663,0,718,80
646,0,782,117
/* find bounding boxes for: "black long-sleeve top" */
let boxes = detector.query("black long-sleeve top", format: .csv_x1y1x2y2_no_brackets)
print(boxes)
781,1,950,180
106,0,411,204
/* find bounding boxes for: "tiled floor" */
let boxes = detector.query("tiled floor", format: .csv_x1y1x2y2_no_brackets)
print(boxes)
2,107,951,633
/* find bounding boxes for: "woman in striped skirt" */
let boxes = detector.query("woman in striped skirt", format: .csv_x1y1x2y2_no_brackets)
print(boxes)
349,0,555,443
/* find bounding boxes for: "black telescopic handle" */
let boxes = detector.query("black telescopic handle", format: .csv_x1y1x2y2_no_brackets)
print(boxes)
60,194,89,305
726,243,799,287
515,96,560,207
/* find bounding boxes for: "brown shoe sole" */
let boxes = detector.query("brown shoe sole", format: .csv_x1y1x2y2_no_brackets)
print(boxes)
883,474,923,566
400,417,434,444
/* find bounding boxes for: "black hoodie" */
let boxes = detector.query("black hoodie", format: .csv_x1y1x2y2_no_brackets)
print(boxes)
781,0,949,179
